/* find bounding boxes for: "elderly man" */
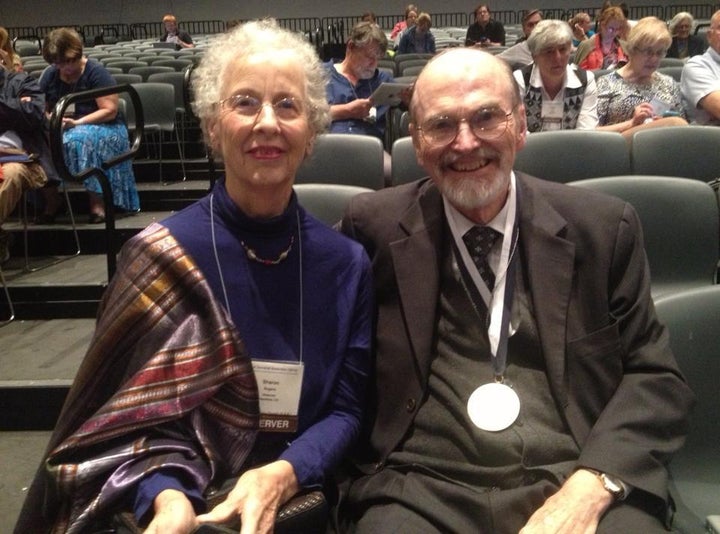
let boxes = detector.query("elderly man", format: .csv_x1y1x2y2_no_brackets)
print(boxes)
497,9,543,69
681,9,720,125
339,48,693,532
465,4,506,47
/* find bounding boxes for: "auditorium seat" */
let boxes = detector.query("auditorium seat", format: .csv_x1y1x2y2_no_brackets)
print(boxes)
630,125,720,181
653,285,720,533
295,134,385,190
391,136,426,186
515,130,630,183
569,175,719,298
294,183,373,226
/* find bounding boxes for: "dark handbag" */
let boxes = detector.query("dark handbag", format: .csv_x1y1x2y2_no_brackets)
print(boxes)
110,479,328,533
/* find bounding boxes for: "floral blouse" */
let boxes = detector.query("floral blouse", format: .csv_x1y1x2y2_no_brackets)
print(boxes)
596,70,686,125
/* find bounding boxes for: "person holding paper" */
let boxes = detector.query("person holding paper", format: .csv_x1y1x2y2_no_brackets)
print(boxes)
338,47,693,532
325,21,395,178
17,19,372,533
596,17,687,140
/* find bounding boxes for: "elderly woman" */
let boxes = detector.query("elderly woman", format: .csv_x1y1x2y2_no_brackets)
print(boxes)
39,27,139,223
667,11,706,59
514,19,598,132
16,19,372,533
575,6,628,70
397,12,436,54
596,16,687,139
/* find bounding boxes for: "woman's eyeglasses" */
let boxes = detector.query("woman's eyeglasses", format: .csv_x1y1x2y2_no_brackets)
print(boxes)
218,94,304,121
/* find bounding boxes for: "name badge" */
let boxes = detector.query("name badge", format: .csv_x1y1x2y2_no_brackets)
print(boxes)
541,101,563,131
251,360,304,433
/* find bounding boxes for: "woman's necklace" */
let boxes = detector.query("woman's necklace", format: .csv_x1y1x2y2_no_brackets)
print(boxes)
240,234,295,266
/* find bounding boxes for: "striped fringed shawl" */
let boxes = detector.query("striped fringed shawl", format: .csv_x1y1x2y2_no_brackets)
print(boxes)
15,223,258,534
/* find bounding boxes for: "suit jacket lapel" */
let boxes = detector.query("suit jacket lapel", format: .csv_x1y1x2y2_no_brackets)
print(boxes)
517,176,575,407
390,183,445,382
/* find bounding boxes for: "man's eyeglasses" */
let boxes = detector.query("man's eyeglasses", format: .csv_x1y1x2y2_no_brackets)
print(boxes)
416,107,513,146
218,94,304,121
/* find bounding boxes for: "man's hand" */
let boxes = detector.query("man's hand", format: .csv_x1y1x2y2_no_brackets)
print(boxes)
145,489,198,534
196,460,300,534
519,469,614,534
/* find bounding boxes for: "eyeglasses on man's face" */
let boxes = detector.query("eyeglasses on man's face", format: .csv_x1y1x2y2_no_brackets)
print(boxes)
416,107,513,146
218,94,304,121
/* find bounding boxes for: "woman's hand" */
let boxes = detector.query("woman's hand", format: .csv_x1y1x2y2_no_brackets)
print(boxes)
145,489,198,534
631,102,655,125
196,460,300,534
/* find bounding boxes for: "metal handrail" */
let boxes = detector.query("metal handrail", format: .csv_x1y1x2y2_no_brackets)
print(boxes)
49,83,144,279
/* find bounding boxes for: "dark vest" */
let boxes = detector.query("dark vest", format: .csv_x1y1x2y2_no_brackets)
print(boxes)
387,235,579,487
521,64,588,133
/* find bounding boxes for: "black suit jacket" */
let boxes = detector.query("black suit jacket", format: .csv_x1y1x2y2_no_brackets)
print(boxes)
340,173,694,509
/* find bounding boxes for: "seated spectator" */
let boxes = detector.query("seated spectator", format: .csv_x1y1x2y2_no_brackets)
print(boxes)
465,4,505,47
497,9,543,69
325,22,394,177
16,19,372,532
397,12,436,55
597,17,687,140
681,9,720,125
39,28,139,224
575,6,628,70
338,46,693,534
514,20,598,132
0,27,22,72
391,4,418,44
568,12,595,49
667,12,705,59
361,11,377,24
0,63,55,262
160,13,194,49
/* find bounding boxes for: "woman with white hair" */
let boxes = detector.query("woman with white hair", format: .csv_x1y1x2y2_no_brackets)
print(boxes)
16,19,372,534
667,11,706,59
514,19,598,132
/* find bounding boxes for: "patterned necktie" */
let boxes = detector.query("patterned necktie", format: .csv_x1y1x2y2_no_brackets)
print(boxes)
462,226,500,290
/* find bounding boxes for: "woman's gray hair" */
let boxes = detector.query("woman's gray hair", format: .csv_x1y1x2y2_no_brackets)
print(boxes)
668,12,694,35
527,19,573,55
192,19,330,145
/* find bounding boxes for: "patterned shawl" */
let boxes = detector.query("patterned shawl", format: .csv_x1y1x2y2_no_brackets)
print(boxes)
15,223,258,533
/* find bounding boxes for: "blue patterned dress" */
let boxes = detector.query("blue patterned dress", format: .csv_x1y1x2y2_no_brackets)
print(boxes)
40,59,140,212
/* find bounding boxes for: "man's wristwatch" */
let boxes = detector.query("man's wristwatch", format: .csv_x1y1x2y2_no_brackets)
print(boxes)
584,468,628,501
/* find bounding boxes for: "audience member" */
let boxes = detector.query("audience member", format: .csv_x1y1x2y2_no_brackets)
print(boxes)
0,27,22,72
325,22,394,177
574,6,627,70
390,4,419,43
681,9,720,125
514,20,598,132
667,12,705,59
597,17,687,140
465,4,506,47
16,18,372,532
397,12,436,55
160,13,195,49
496,9,543,69
338,46,694,533
361,11,377,24
568,12,595,49
0,64,53,263
39,28,139,224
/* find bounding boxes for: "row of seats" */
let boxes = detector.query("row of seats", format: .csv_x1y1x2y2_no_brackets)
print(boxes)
392,127,720,186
